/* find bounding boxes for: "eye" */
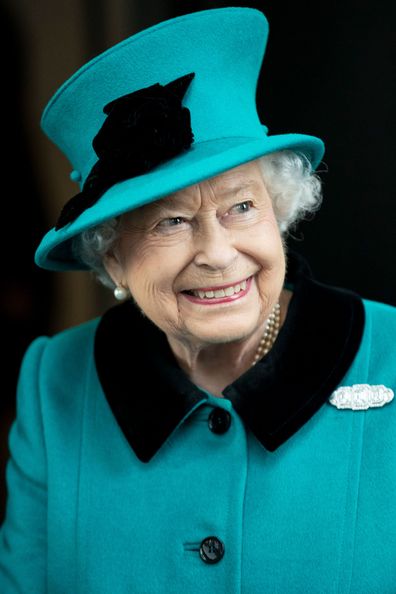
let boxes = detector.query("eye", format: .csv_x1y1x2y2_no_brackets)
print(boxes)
230,200,253,214
157,216,186,228
155,216,190,233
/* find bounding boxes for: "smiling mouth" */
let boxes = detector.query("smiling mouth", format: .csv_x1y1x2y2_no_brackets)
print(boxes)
182,276,251,300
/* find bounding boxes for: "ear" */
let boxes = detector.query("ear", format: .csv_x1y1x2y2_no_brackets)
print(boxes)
103,252,125,287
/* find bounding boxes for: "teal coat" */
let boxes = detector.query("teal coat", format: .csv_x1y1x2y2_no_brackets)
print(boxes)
1,254,396,593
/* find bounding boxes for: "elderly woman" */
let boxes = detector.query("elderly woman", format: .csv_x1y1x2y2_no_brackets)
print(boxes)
1,7,396,594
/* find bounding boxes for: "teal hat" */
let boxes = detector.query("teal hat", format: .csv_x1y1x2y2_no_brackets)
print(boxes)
35,6,325,271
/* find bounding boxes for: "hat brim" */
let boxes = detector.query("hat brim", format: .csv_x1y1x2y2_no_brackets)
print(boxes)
35,129,325,271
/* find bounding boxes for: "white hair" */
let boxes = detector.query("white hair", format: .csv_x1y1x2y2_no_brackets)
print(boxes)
72,149,323,289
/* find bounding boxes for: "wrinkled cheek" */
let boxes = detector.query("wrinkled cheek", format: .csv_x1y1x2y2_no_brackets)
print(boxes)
255,273,273,311
125,274,154,312
256,252,286,308
130,280,180,329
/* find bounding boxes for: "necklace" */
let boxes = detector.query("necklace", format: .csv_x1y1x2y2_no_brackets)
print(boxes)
251,302,281,367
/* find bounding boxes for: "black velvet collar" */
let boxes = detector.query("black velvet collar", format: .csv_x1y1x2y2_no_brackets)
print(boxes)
94,251,365,463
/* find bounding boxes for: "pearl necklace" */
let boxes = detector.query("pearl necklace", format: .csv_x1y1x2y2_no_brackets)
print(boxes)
251,302,281,367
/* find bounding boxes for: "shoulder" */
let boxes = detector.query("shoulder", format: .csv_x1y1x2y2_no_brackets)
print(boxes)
362,297,396,341
47,316,100,356
21,316,101,379
16,317,103,435
363,297,396,317
360,298,396,383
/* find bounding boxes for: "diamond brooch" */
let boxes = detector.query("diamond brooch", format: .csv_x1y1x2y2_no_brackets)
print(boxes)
329,384,394,410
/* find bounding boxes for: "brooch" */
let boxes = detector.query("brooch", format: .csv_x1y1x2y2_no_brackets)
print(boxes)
328,384,394,410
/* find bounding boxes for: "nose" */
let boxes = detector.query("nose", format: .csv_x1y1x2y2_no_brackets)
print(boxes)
193,218,238,271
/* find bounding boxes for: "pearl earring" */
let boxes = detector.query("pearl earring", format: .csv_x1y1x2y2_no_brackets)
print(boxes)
113,284,128,301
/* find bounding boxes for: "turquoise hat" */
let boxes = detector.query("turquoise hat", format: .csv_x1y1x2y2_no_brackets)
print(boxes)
34,6,325,271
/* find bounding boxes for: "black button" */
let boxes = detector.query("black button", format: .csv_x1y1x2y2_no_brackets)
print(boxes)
208,408,231,434
199,536,225,564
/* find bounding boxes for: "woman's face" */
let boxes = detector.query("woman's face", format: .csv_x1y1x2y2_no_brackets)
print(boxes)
104,160,286,348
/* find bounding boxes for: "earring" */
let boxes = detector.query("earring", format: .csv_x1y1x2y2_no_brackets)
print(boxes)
113,284,128,301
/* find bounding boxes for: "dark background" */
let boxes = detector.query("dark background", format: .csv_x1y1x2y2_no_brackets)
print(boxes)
1,0,395,519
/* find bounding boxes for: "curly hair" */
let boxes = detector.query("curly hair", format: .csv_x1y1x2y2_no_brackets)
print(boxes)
71,149,323,289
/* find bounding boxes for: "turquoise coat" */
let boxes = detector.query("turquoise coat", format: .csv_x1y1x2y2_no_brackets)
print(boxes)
1,254,396,593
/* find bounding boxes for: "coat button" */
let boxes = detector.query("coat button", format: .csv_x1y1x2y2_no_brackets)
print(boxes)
199,536,225,564
208,408,231,434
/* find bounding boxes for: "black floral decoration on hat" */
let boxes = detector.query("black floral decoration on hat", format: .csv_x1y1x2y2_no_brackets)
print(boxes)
55,72,195,230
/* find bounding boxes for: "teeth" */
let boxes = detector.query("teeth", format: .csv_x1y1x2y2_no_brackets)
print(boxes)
191,278,249,299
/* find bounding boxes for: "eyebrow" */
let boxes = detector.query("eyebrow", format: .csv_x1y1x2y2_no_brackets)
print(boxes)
216,180,259,195
157,180,259,212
